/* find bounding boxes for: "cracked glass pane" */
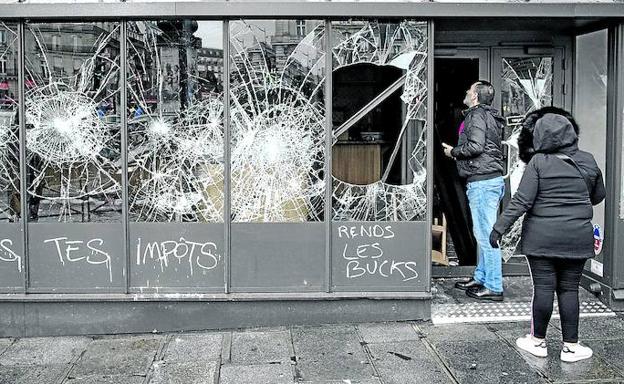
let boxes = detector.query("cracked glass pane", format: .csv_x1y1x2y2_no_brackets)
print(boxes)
24,22,122,223
331,20,428,222
500,56,553,259
127,21,224,222
0,22,19,222
230,20,326,223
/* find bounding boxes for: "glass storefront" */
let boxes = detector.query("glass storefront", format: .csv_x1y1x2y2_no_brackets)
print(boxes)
0,18,431,294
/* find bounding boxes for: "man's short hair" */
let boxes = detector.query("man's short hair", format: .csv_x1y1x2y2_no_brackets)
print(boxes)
474,80,495,106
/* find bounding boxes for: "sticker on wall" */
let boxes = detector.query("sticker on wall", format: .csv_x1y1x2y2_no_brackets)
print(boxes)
593,224,603,256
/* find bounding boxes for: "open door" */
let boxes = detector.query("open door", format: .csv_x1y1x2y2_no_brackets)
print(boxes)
491,47,565,270
572,28,610,295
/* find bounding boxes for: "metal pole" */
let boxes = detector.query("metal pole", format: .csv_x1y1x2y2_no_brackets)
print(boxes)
223,20,231,294
324,20,332,293
425,19,434,292
17,20,28,293
120,20,130,293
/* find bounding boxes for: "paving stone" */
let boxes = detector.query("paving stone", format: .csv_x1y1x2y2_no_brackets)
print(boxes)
486,321,561,336
434,340,546,384
149,360,217,384
367,341,452,384
297,381,381,384
163,333,223,363
498,330,623,383
357,323,420,344
574,316,624,340
231,330,291,365
70,336,162,378
586,339,624,377
64,375,145,384
0,365,66,384
292,325,375,382
219,363,293,384
0,336,91,366
419,323,498,343
0,339,13,356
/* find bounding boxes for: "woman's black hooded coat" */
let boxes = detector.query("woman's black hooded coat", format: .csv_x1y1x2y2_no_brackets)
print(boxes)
493,109,606,259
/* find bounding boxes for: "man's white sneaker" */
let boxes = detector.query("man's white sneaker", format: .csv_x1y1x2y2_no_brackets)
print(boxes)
515,334,548,357
560,343,593,362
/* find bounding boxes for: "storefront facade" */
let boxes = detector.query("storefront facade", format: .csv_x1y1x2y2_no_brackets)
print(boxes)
0,1,623,336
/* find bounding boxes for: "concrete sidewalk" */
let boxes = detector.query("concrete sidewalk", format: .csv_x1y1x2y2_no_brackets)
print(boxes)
2,314,624,384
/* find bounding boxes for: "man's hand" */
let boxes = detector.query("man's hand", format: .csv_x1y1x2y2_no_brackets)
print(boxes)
442,143,454,158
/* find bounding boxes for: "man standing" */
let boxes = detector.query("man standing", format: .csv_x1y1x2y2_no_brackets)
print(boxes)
443,80,506,301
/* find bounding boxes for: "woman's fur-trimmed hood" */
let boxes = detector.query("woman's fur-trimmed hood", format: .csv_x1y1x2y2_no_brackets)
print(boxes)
517,106,580,164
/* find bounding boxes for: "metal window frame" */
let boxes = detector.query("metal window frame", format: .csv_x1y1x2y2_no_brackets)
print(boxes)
2,2,624,19
606,23,624,291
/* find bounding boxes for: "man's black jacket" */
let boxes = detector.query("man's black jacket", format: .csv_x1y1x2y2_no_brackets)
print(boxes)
451,104,505,182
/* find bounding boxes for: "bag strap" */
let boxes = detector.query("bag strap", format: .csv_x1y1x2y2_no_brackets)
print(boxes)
555,153,593,197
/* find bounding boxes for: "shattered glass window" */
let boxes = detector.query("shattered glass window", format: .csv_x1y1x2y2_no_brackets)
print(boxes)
24,22,122,223
230,20,326,222
331,20,428,222
127,21,224,223
500,56,553,259
0,22,19,222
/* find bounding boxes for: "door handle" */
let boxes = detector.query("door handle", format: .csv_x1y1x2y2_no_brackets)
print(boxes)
502,141,513,180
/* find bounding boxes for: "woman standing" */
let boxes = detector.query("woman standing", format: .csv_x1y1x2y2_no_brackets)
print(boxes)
489,108,606,362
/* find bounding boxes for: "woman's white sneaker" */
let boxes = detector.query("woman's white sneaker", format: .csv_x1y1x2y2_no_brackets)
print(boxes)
516,334,548,357
560,343,593,362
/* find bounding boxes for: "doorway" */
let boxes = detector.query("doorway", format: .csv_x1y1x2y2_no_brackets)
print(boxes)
432,45,566,277
432,57,480,269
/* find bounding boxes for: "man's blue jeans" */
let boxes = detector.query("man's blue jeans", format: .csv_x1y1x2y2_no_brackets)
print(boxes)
466,176,505,293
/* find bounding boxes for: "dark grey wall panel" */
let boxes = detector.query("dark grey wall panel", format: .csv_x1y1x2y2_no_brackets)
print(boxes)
616,220,624,289
0,297,429,337
129,223,224,293
0,224,23,292
332,221,428,292
28,223,124,292
231,223,324,292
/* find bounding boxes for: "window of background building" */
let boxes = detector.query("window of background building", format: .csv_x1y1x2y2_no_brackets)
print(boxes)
51,34,60,50
53,55,62,69
0,30,6,45
296,20,306,36
72,35,79,52
0,58,6,75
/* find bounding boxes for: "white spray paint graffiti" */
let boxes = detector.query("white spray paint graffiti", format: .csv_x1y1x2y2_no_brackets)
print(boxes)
338,224,419,282
135,237,221,276
44,236,113,282
0,239,22,272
